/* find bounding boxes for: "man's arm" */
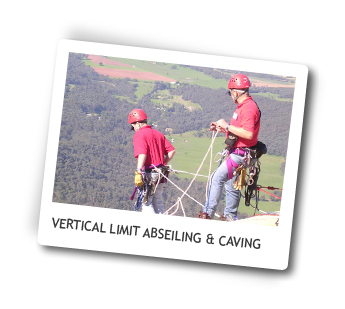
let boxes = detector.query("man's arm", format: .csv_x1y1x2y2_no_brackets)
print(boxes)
136,154,147,171
134,154,147,187
165,150,175,165
215,119,253,140
227,125,253,140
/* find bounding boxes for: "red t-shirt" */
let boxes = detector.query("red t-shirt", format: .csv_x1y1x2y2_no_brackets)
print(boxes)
227,97,261,148
133,125,175,167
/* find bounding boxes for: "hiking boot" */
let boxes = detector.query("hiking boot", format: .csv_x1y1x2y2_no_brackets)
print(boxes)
198,212,211,219
220,214,238,222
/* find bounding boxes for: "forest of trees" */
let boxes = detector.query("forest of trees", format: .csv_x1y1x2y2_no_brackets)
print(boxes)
53,53,292,217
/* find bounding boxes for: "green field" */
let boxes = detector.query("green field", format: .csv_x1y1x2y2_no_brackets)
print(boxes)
107,57,228,89
113,95,136,104
151,89,202,109
251,76,295,86
167,132,283,215
130,80,154,101
68,84,75,91
84,55,294,96
252,92,292,102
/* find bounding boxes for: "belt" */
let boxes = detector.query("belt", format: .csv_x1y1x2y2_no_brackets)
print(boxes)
229,148,246,156
143,164,164,173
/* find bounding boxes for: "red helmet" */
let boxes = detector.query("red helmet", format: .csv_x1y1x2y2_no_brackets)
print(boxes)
228,74,251,89
128,109,148,124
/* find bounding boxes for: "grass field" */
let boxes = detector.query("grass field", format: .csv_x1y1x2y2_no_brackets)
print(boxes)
252,92,292,102
107,57,228,89
130,80,154,100
113,95,136,104
84,55,294,95
168,132,283,215
68,84,75,91
250,76,295,86
151,89,202,109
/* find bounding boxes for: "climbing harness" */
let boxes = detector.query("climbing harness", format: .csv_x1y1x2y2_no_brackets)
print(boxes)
214,148,229,165
130,165,169,211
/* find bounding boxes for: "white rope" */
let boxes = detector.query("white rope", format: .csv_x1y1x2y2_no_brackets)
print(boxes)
167,198,187,217
155,169,205,208
171,170,209,178
153,130,220,216
205,131,215,201
167,199,180,216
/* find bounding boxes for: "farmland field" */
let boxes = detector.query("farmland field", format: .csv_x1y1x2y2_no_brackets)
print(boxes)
131,81,155,100
102,57,229,89
85,54,295,90
151,89,202,110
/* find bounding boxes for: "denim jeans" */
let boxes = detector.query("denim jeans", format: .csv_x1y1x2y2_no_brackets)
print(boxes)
203,153,245,218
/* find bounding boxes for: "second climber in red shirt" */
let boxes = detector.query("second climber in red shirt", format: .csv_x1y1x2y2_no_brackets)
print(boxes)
128,109,175,214
201,74,261,221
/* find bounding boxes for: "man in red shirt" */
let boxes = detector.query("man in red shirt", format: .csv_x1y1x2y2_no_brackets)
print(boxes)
201,74,261,221
129,109,175,214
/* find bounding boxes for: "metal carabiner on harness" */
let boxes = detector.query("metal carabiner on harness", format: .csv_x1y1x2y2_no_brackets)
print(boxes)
247,165,257,186
214,148,229,165
134,188,144,211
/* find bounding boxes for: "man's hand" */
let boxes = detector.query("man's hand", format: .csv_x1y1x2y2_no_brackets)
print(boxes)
134,170,144,187
216,119,228,133
209,122,217,131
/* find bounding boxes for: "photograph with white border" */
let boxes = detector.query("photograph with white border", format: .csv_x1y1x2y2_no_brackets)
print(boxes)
38,40,308,270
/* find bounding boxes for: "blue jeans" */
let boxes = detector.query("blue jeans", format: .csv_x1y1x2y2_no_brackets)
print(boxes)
204,153,245,218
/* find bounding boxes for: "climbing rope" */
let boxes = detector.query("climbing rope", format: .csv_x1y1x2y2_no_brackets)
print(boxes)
205,131,214,201
152,130,219,217
169,170,209,178
257,186,282,200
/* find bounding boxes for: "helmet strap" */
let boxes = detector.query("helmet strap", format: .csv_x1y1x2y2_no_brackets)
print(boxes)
136,121,146,131
232,90,248,103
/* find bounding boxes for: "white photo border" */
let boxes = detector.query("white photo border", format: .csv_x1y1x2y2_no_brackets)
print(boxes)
38,39,308,270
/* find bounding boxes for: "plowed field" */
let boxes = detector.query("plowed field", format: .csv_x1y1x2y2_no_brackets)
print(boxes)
88,55,131,67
